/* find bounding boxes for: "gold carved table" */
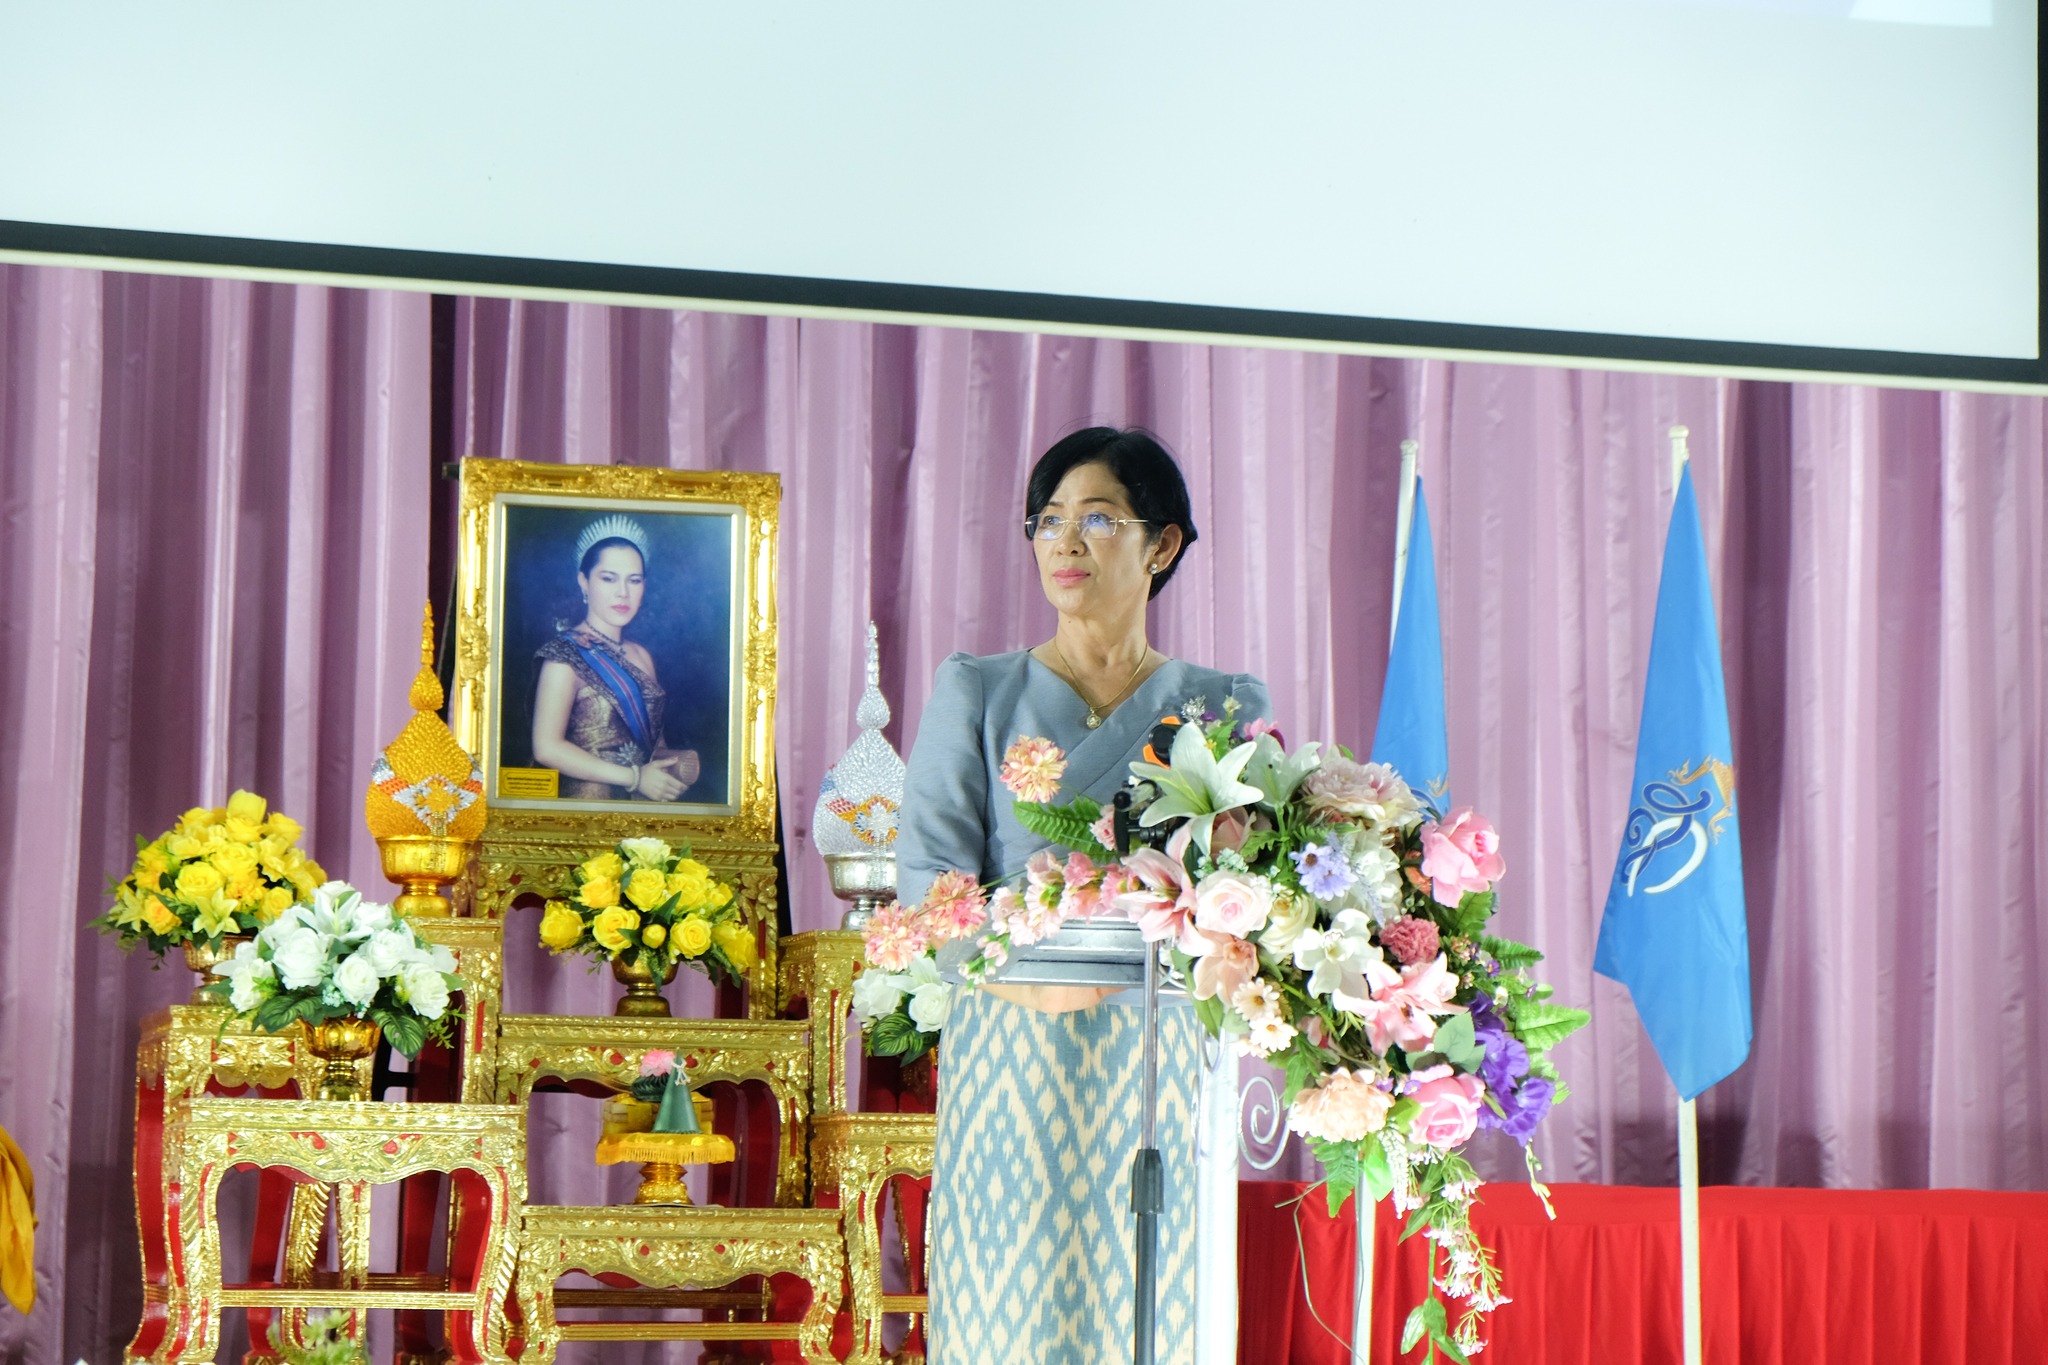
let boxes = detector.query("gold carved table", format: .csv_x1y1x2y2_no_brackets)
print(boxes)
128,1005,366,1364
493,1014,812,1206
157,1097,525,1365
779,929,866,1116
812,1112,937,1365
513,1204,843,1365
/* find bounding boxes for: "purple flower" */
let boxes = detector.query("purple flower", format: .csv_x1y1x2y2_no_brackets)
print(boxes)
1291,842,1356,901
1476,1025,1528,1097
1477,1074,1555,1144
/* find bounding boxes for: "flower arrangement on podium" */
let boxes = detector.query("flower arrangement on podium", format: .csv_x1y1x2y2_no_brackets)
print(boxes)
859,703,1588,1359
537,838,757,1014
203,880,465,1097
92,789,325,967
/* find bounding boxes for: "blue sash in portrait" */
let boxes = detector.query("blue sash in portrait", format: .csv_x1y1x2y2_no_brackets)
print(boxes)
571,636,656,756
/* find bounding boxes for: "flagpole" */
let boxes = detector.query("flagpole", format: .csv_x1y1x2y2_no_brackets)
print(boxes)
1389,438,1420,640
1348,438,1419,1365
1666,423,1705,1365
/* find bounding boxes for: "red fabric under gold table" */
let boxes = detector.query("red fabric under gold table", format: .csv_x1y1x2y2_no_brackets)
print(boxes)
1238,1180,2048,1365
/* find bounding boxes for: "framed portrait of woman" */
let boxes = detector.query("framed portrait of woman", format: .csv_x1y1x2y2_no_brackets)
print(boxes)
450,459,781,914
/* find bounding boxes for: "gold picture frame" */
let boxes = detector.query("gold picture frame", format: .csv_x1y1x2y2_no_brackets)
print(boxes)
451,461,781,970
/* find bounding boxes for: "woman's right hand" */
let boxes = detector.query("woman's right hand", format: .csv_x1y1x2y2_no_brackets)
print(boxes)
634,761,686,802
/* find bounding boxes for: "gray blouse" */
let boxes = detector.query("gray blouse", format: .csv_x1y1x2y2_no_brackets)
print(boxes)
896,650,1272,906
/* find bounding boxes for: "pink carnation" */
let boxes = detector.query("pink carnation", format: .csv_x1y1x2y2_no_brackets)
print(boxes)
1287,1068,1394,1143
1418,806,1504,906
919,870,988,943
999,735,1067,803
1377,916,1441,966
1090,809,1120,853
862,901,929,971
639,1049,677,1077
1406,1064,1485,1149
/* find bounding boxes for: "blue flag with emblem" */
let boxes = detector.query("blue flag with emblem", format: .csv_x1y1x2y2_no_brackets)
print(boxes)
1595,466,1752,1100
1371,479,1451,811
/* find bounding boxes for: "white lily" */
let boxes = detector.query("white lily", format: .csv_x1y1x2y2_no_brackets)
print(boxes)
1239,735,1323,807
1128,722,1264,854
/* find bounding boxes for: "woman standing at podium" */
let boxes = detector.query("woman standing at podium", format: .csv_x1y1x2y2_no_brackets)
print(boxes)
898,427,1269,1364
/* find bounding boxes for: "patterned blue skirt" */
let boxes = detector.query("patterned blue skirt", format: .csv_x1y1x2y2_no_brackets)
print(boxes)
927,992,1202,1364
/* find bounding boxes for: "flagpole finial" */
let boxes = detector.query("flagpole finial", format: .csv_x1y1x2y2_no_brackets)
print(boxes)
1668,425,1691,492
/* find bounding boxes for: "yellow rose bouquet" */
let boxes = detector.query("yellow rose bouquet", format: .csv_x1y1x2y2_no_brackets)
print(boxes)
538,837,755,986
92,790,326,954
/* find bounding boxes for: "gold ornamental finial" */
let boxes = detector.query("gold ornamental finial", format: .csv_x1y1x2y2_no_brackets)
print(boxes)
367,602,485,914
408,602,445,714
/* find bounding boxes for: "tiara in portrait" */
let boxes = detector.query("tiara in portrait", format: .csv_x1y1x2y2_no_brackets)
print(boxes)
575,514,651,569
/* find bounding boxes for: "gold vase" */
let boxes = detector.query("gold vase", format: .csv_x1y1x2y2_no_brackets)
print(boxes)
304,1017,382,1101
375,833,473,918
611,954,680,1017
181,935,251,1005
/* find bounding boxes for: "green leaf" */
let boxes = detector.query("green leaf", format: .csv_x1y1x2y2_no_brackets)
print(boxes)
1430,1011,1484,1072
1323,1172,1354,1218
1478,934,1543,971
1234,829,1285,864
1190,993,1225,1038
1013,798,1110,855
1357,1134,1394,1203
1400,1304,1430,1354
864,1010,929,1059
1431,1317,1473,1365
1444,888,1494,937
252,994,301,1035
1511,1001,1592,1052
380,1011,428,1058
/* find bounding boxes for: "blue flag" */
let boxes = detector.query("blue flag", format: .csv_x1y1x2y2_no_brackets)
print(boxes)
1371,480,1451,811
1594,467,1752,1100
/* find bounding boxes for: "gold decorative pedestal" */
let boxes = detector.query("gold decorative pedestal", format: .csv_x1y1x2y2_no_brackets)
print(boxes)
304,1018,382,1102
595,1130,737,1205
610,954,681,1016
180,936,250,1005
376,833,474,918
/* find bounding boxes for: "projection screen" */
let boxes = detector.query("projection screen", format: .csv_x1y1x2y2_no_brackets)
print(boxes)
1,0,2039,385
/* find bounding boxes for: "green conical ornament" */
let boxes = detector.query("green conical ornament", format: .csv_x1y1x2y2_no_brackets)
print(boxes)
652,1062,701,1134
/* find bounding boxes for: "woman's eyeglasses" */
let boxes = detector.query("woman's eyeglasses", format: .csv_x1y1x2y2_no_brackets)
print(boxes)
1024,512,1150,542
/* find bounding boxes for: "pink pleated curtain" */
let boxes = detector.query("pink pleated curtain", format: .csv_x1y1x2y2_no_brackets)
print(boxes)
3,264,2045,1364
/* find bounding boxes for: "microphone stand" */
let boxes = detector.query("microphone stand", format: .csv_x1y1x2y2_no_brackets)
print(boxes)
1117,790,1163,1365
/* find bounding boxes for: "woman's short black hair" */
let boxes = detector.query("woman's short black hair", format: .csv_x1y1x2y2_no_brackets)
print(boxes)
578,537,645,578
1023,427,1197,599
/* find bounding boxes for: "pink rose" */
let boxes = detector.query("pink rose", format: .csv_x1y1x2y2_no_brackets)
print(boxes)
1406,1064,1485,1149
1189,932,1260,1003
1418,807,1504,906
1210,809,1251,854
1193,872,1272,940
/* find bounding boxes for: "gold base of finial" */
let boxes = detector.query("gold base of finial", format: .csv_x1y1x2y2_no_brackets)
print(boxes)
376,834,473,917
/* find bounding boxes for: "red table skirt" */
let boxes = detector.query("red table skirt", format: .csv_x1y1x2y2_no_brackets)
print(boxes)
1238,1180,2048,1365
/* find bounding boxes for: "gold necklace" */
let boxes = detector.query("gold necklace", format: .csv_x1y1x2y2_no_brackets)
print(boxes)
1052,638,1151,729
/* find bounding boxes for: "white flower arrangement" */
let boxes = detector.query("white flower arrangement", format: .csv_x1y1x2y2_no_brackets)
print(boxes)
205,880,463,1057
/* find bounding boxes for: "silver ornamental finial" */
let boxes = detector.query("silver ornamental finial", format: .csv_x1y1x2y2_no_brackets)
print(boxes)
815,621,904,927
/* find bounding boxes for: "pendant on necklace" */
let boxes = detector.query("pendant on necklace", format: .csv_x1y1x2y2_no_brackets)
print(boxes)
1085,712,1103,729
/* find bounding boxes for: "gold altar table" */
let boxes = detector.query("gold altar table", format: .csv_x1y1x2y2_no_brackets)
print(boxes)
512,1204,844,1364
778,929,866,1116
492,1013,811,1206
812,1112,937,1365
157,1097,525,1365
